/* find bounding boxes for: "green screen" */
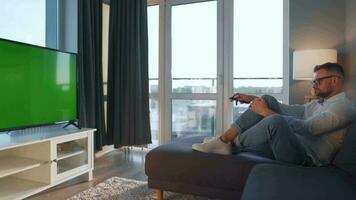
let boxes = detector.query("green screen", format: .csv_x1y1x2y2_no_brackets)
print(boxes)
0,39,77,130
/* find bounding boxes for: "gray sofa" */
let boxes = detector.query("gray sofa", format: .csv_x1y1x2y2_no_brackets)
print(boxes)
241,121,356,200
145,122,356,200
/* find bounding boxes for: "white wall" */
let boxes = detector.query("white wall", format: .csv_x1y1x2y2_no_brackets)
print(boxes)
289,0,346,104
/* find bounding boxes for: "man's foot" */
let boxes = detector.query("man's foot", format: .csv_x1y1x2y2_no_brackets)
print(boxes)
192,137,231,155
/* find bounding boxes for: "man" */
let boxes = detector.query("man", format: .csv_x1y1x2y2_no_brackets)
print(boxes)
192,63,355,166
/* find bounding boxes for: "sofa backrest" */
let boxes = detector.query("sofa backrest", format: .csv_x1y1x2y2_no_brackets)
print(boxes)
333,121,356,179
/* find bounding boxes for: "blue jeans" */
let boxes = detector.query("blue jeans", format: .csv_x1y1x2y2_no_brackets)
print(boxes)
231,95,307,165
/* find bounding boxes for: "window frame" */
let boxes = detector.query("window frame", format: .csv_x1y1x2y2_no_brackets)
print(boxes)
165,0,222,143
148,0,289,144
224,0,290,129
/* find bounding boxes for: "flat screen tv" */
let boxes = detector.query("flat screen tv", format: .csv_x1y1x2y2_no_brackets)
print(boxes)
0,39,77,131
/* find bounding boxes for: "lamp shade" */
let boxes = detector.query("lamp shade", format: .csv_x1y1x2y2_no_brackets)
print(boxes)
293,49,337,80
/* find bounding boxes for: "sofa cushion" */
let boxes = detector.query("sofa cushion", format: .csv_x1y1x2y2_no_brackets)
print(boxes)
333,121,356,179
241,164,356,200
145,135,278,196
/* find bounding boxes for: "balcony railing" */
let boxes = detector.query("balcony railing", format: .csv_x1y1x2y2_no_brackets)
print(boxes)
149,77,283,94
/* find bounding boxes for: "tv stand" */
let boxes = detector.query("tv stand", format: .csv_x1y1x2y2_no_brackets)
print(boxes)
0,125,95,200
63,121,81,129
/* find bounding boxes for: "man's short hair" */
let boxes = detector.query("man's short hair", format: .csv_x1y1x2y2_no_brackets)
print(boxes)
314,62,345,78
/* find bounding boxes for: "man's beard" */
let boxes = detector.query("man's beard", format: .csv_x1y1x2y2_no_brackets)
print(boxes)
315,89,332,98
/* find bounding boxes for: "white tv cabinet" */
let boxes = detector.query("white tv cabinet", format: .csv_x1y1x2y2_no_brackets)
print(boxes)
0,125,95,200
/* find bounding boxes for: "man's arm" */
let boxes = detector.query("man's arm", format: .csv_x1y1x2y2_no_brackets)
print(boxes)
279,103,305,119
284,104,355,136
249,96,305,118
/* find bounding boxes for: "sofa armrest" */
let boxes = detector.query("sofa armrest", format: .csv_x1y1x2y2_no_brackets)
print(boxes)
241,164,356,200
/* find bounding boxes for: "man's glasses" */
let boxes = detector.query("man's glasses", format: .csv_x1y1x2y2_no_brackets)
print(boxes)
312,75,341,85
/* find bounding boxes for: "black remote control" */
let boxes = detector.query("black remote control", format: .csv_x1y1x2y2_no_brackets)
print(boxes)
229,96,250,104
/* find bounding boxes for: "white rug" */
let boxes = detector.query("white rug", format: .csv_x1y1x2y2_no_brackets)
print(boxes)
68,177,211,200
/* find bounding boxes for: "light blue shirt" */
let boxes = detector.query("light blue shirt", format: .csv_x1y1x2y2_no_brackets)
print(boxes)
283,92,356,166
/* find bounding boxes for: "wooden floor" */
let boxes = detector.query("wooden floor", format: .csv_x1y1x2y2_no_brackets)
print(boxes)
29,148,148,200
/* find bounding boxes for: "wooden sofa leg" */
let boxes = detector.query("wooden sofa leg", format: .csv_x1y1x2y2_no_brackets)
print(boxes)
157,189,163,200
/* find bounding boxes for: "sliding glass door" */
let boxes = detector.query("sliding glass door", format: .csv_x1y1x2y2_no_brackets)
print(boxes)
148,5,160,146
232,0,286,121
147,0,288,145
168,0,220,140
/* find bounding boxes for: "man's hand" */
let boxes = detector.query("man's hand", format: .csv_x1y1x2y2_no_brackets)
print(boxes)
249,98,275,117
230,93,258,104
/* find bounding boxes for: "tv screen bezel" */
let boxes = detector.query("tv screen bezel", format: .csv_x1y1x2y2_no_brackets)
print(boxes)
0,38,79,132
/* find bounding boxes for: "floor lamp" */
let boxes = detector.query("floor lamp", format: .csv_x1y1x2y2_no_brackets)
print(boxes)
293,49,337,102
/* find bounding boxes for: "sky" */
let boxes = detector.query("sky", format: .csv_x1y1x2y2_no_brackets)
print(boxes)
0,0,283,86
0,0,46,47
148,0,283,83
